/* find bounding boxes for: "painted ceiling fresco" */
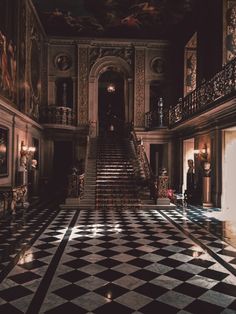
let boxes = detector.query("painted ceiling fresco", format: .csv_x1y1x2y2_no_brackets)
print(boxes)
32,0,195,39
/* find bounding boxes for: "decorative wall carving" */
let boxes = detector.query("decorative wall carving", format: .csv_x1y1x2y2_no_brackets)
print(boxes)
28,25,41,119
89,47,133,69
26,3,44,121
135,49,145,127
55,54,72,71
184,33,197,96
79,47,89,124
151,57,165,74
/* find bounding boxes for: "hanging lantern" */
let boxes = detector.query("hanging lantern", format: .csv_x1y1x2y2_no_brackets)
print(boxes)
107,83,116,93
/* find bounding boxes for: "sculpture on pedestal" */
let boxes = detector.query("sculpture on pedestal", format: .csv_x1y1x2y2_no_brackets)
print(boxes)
186,159,195,204
202,161,213,208
156,167,170,205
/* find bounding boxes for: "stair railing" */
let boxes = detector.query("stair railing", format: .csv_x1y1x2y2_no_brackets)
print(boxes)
130,127,157,201
80,123,93,198
67,172,84,198
66,124,91,199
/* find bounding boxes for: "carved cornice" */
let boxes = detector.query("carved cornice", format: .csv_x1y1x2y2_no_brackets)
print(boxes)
48,37,169,48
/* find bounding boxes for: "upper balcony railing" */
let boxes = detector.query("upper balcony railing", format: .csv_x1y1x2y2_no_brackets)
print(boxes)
169,57,236,127
40,106,76,126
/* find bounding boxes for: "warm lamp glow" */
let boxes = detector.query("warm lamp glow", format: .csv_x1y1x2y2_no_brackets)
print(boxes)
194,144,208,160
107,83,116,93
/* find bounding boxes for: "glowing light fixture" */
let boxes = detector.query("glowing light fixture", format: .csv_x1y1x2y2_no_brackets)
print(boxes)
107,83,116,93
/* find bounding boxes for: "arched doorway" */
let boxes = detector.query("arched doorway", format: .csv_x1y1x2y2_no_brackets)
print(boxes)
98,70,125,135
89,56,133,136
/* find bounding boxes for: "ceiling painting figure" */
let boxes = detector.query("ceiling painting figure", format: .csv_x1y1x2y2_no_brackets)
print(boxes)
32,0,195,38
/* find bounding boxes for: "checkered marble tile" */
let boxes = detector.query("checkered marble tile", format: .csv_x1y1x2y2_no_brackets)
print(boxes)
0,199,59,280
0,210,76,313
1,208,236,313
161,208,236,276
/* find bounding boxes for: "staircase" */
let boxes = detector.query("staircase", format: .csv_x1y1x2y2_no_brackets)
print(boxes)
95,135,141,209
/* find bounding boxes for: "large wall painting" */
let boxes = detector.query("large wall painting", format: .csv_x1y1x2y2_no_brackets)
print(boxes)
225,0,236,63
0,31,17,101
32,0,195,39
0,127,8,177
0,0,17,102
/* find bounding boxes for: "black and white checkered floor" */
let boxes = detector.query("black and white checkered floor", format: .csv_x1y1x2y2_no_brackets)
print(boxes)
1,207,236,313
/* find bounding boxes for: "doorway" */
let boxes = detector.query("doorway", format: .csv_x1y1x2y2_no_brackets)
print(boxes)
150,144,168,176
222,128,236,211
98,70,125,135
183,138,195,193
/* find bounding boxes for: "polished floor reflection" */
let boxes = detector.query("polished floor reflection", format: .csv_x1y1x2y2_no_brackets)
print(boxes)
1,206,236,313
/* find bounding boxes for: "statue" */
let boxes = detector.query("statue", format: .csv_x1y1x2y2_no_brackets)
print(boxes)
186,159,195,203
203,161,211,177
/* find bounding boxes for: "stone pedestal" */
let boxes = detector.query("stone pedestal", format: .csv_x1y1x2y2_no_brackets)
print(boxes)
156,175,170,206
202,176,213,208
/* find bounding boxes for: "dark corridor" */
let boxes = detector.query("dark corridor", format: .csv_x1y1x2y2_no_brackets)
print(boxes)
98,70,125,135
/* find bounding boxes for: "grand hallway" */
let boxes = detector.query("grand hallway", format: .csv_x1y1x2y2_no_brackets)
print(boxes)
1,205,236,313
1,0,236,313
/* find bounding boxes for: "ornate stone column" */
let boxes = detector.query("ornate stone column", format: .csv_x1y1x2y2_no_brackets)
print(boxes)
78,45,89,125
134,48,145,128
128,78,134,123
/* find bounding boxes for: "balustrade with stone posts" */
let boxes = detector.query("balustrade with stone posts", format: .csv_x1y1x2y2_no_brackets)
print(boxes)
40,106,75,126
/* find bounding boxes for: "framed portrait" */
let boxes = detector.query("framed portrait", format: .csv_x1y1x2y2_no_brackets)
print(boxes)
0,127,8,177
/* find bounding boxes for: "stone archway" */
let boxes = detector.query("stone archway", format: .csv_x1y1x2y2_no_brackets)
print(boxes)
89,56,133,136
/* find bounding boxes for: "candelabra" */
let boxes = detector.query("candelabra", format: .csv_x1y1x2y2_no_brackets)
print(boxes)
19,141,36,185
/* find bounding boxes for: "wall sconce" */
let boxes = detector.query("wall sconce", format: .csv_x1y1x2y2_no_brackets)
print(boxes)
194,143,208,161
107,83,116,93
20,141,36,170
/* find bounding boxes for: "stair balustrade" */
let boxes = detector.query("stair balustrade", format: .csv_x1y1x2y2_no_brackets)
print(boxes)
67,173,84,198
130,128,157,202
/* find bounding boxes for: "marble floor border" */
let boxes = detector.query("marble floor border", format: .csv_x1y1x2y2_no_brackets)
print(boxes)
159,210,236,277
26,210,80,314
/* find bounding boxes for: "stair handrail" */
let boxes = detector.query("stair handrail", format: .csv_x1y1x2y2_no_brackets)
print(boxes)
129,126,157,201
67,124,90,199
80,123,93,198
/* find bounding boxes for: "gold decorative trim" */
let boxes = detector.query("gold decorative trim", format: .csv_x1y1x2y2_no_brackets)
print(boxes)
79,47,89,124
135,49,145,127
